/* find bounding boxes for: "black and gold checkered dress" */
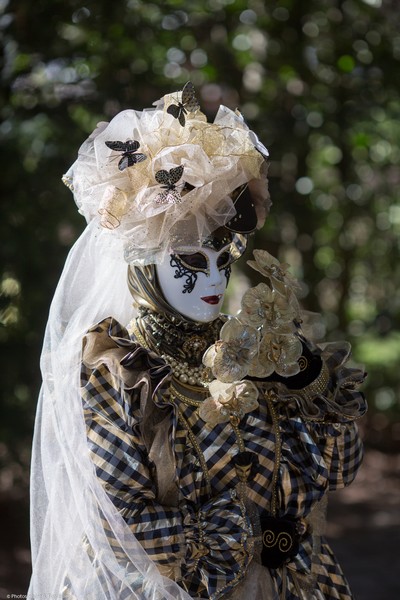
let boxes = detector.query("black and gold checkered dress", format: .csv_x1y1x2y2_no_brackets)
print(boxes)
80,317,366,600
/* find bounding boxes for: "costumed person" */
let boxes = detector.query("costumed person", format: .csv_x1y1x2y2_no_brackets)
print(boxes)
29,83,367,600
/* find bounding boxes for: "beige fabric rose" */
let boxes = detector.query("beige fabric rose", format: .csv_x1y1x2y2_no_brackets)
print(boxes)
198,379,259,427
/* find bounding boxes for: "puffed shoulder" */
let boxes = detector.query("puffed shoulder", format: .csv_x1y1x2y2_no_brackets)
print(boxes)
82,317,172,391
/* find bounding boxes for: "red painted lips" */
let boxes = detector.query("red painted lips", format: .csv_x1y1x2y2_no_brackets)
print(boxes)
201,295,222,305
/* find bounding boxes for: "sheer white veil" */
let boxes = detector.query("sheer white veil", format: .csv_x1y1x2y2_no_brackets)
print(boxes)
29,219,192,599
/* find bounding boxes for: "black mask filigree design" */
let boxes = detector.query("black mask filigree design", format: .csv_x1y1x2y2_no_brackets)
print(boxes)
170,255,198,294
224,265,232,285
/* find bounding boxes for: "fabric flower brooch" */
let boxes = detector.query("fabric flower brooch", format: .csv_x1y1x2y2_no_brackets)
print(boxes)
200,250,304,427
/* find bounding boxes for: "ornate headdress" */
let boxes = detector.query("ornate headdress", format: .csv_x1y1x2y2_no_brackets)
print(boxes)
63,82,270,265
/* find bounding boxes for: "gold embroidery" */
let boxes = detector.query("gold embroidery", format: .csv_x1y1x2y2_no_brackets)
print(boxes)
298,356,308,371
262,529,293,552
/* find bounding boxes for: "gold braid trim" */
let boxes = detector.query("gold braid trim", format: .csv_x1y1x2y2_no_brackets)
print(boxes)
167,387,212,497
265,390,282,518
169,383,208,406
229,415,245,452
128,320,153,351
290,360,330,403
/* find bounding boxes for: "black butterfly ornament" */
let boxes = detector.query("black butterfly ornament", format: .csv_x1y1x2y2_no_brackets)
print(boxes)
167,81,200,127
105,140,147,171
155,166,184,204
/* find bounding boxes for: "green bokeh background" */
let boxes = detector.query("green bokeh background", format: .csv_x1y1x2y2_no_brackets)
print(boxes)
1,0,399,592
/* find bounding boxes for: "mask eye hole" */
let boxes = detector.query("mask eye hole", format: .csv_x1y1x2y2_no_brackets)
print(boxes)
176,252,208,272
217,251,232,270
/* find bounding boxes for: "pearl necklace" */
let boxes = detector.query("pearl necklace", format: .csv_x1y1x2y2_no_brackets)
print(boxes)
129,320,213,387
161,354,213,387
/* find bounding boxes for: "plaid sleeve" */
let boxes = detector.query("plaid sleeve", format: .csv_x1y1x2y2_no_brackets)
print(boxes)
81,360,186,568
308,421,363,489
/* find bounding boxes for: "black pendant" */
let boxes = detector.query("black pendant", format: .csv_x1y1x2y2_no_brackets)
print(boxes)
259,515,300,569
233,450,260,483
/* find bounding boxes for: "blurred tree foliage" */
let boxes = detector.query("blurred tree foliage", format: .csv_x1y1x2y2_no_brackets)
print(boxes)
1,0,400,499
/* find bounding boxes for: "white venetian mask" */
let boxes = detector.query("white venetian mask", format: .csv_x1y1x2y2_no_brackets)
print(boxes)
156,245,234,323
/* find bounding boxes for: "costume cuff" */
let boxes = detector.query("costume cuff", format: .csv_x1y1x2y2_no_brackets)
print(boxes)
181,489,254,599
287,341,367,423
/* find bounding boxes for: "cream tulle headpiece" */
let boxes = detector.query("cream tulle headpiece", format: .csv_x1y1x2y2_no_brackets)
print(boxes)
63,82,269,266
